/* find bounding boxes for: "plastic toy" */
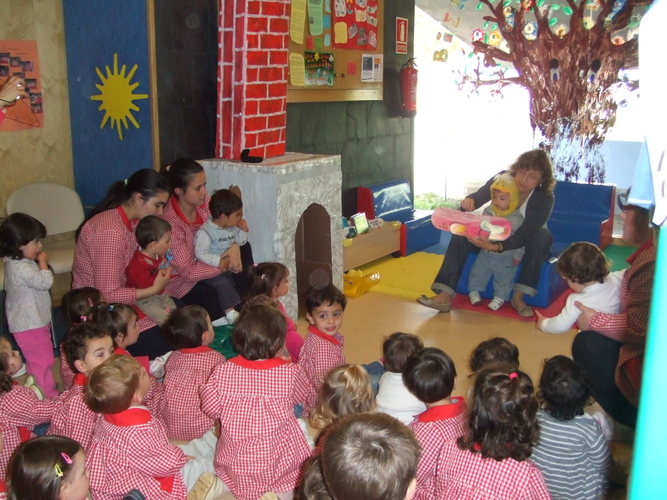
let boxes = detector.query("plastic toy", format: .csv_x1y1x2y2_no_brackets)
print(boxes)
431,207,512,241
343,269,381,297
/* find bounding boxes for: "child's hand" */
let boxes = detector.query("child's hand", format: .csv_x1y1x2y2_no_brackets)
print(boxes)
238,218,249,232
36,250,49,270
226,244,242,273
218,254,230,272
152,266,171,294
534,310,545,330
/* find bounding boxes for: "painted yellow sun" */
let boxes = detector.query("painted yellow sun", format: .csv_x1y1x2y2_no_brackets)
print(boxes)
90,53,148,140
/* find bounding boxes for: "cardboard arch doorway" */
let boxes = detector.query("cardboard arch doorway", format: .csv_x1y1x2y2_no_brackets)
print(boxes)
295,203,333,317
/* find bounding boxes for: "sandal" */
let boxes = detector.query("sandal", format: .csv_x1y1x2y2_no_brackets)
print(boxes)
511,295,534,317
417,294,452,313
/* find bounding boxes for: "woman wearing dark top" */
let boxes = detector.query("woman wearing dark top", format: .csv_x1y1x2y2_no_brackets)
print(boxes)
418,149,556,316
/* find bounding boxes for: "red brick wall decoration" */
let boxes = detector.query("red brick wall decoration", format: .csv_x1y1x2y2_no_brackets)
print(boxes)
216,0,289,160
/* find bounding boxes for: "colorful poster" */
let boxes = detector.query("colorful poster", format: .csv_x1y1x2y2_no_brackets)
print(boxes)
304,51,335,86
0,40,43,131
332,0,378,50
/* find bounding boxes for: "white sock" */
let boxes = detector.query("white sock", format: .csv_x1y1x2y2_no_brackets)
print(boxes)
211,317,228,327
225,309,240,324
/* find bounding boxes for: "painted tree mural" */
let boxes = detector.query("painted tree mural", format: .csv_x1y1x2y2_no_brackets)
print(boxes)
460,0,652,181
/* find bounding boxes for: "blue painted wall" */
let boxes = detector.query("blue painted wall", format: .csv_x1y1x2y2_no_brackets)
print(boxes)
63,0,153,208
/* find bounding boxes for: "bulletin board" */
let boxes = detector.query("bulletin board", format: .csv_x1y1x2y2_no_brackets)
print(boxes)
287,0,384,103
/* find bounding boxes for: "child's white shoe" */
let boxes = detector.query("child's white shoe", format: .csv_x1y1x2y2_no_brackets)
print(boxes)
469,291,482,306
488,297,504,311
211,317,228,327
225,309,240,325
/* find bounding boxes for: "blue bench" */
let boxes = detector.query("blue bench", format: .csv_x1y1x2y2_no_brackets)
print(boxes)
357,180,440,256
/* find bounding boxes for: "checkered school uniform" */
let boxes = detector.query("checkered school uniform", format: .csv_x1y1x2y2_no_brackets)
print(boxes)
47,373,100,450
86,407,187,500
73,207,156,332
0,384,56,480
409,397,467,500
435,440,550,499
200,356,317,500
298,325,345,389
162,196,221,298
161,346,225,441
59,347,75,390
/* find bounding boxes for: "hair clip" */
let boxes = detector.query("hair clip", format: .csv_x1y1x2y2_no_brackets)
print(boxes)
80,315,87,323
61,452,72,464
508,372,518,380
260,274,267,280
54,463,64,478
108,305,115,311
87,297,94,307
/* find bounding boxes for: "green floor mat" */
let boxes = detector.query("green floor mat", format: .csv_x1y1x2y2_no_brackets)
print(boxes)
211,324,237,359
604,244,637,271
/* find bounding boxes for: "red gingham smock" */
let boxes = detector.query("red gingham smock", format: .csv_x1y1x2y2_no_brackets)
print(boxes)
47,373,100,450
86,407,187,500
0,383,56,480
162,196,220,298
73,207,156,332
298,325,345,390
60,347,75,390
200,356,317,500
435,440,550,499
161,346,225,441
409,397,467,500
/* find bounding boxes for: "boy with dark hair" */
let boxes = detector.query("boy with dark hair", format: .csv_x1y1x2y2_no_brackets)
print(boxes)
376,332,426,424
160,305,225,441
125,215,177,324
531,355,610,499
469,336,520,372
403,347,466,500
299,284,347,390
320,412,421,500
48,323,114,449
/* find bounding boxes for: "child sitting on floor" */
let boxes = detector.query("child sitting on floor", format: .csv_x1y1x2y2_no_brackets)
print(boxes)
375,332,426,425
299,283,347,391
467,173,524,311
248,261,304,361
469,336,520,372
302,364,375,447
404,347,466,500
85,355,189,499
200,299,317,499
531,355,611,499
125,215,177,325
536,241,624,334
47,323,114,450
160,305,225,441
435,367,549,499
0,336,43,399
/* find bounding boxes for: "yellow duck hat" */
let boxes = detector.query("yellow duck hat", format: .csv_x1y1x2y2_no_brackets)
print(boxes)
490,173,519,217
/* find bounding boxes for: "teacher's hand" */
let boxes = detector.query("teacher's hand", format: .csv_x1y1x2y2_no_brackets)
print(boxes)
460,198,475,212
466,235,497,252
575,301,596,329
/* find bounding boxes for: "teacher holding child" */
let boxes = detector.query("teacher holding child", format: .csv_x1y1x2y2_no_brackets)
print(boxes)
418,149,556,317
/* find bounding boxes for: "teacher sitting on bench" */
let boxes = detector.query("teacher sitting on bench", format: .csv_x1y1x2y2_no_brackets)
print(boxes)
418,149,556,317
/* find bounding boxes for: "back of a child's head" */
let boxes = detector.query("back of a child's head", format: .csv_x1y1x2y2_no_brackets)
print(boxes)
8,435,83,500
558,241,609,284
161,305,210,349
458,367,538,462
62,322,111,374
309,364,375,432
232,298,286,360
383,333,424,373
304,283,347,314
87,302,137,344
539,355,591,421
403,347,457,404
469,337,520,372
86,354,141,414
247,261,288,298
320,412,420,500
135,215,171,249
0,212,47,259
209,188,242,219
298,456,332,500
61,287,103,326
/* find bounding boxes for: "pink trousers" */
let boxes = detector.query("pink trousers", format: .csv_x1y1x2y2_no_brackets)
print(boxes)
12,325,58,398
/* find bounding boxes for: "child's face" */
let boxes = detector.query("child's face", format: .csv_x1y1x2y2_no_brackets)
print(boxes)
59,449,89,500
0,341,24,376
117,314,140,348
272,275,289,298
491,189,511,211
74,336,114,375
19,239,42,260
214,208,243,229
149,231,172,258
307,301,344,336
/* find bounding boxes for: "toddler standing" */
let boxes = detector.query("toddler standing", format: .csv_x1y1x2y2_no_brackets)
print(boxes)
0,213,57,397
248,261,304,361
536,241,624,334
299,284,347,391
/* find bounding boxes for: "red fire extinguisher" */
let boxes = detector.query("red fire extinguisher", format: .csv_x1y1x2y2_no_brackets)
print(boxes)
400,58,418,117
